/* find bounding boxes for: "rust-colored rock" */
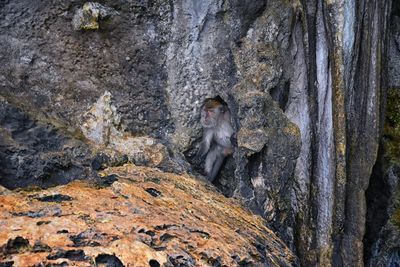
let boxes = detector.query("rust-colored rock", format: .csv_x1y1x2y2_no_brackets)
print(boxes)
0,164,297,266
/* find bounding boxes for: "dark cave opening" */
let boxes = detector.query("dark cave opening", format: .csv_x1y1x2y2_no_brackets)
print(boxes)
269,81,290,112
184,95,236,193
363,145,391,265
393,0,400,17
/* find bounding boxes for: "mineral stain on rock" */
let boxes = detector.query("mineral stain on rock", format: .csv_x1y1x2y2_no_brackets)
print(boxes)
69,229,119,247
11,206,62,218
145,188,162,197
159,233,175,243
72,2,119,31
31,241,52,253
97,174,119,188
148,259,160,267
1,237,30,255
35,194,72,203
0,262,14,267
36,221,51,226
167,253,196,267
46,249,87,261
95,253,125,267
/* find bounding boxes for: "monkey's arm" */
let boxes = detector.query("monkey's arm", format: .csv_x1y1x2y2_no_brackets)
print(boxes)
214,121,235,149
196,129,213,158
214,133,234,151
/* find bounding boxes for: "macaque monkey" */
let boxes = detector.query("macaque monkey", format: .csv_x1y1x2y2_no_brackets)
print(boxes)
197,98,235,181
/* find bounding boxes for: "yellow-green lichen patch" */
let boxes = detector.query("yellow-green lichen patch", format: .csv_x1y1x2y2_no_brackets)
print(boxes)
394,208,400,229
391,187,400,230
384,89,400,164
72,2,118,31
386,89,400,131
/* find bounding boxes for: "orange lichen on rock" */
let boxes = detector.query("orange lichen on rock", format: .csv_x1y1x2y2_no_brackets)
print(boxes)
0,164,297,266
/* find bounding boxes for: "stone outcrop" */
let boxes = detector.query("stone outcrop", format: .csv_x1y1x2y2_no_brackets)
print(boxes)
0,164,298,267
72,2,119,31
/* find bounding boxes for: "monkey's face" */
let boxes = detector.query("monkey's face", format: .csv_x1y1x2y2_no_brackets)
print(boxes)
200,106,221,128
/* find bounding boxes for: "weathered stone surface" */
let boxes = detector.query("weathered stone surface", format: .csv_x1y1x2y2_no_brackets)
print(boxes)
0,0,395,266
80,91,182,171
179,1,302,250
0,164,298,267
365,89,400,267
227,1,301,250
0,0,173,139
389,4,400,88
0,186,11,196
289,1,391,266
0,88,185,188
1,0,302,251
0,97,94,189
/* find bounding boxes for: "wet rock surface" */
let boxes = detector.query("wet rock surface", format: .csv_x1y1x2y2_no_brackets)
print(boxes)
0,164,297,267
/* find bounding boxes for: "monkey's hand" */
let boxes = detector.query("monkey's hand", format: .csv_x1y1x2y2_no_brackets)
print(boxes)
223,146,234,156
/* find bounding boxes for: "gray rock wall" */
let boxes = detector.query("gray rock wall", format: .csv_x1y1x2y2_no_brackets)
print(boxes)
0,0,394,266
364,2,400,266
294,1,391,266
0,0,173,137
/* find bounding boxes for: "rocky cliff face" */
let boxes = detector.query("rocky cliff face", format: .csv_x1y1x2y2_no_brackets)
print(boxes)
364,89,400,267
364,2,400,266
0,0,396,266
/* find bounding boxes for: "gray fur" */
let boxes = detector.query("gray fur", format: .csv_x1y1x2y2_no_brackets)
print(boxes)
198,102,234,181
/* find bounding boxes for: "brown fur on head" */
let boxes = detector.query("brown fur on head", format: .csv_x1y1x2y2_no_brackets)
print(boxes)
200,98,226,128
203,99,223,109
202,98,228,114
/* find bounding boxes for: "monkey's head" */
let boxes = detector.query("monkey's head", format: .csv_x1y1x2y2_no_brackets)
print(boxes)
200,99,227,128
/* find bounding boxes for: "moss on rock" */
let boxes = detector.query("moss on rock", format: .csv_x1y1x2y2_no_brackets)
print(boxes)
384,89,400,164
